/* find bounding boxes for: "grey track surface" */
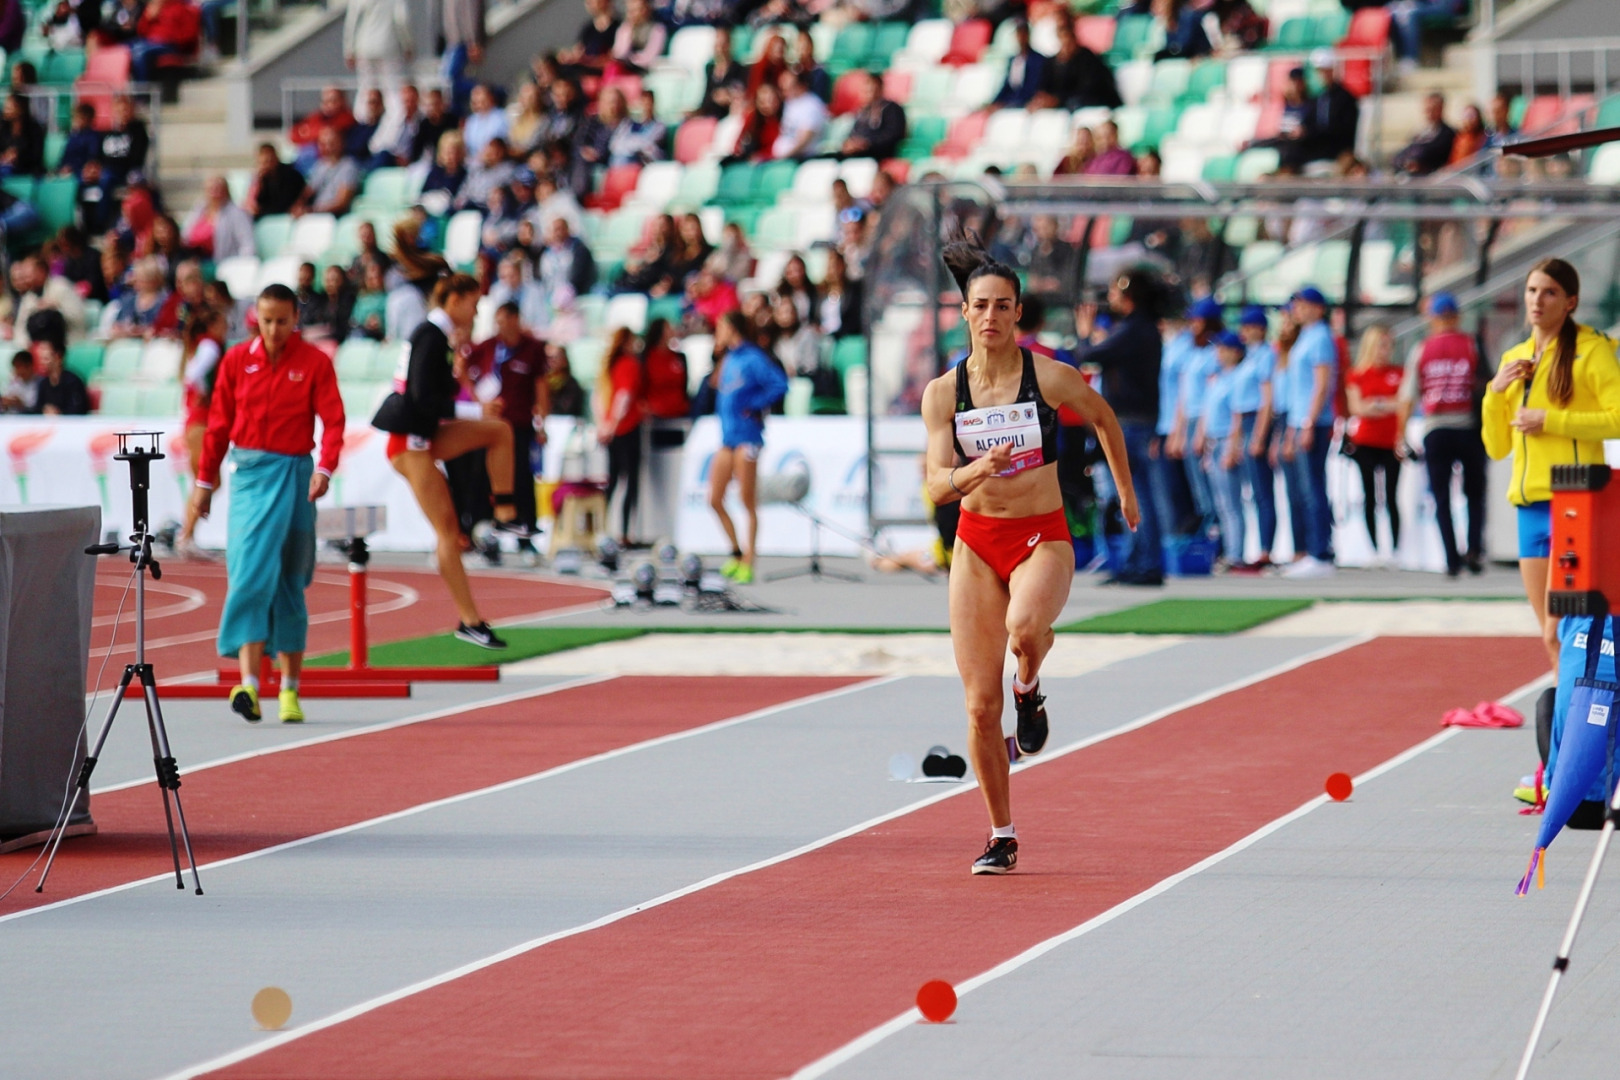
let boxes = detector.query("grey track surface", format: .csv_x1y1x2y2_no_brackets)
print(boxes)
493,556,1526,632
0,637,1330,1080
824,683,1620,1080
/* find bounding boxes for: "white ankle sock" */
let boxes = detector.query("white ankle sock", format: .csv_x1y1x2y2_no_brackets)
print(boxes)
1012,675,1037,694
992,824,1016,840
244,674,259,692
282,676,299,692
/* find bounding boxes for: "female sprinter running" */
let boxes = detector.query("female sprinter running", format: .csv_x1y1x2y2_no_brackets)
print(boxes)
372,273,533,648
1483,258,1620,669
923,238,1140,875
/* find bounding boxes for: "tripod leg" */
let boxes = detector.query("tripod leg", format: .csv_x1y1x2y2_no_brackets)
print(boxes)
138,666,203,895
1514,786,1620,1080
36,666,136,893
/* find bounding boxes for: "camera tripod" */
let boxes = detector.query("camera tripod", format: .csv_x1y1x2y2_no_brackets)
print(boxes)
35,433,201,896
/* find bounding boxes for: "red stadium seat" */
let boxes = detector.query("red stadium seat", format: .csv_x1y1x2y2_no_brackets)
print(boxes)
586,164,642,210
941,19,992,65
1076,15,1116,55
831,70,866,116
935,111,988,158
601,72,643,101
1338,9,1389,97
76,45,131,127
883,69,913,105
1519,95,1563,134
880,158,909,183
1253,95,1284,140
674,116,718,163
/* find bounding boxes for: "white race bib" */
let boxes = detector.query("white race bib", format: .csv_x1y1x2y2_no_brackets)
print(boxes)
955,403,1044,477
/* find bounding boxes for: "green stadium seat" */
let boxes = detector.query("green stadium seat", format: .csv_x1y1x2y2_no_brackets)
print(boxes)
831,336,867,374
828,24,875,76
899,114,947,159
96,382,140,416
0,176,34,206
1269,16,1312,50
35,176,78,233
137,384,182,418
867,22,909,68
714,163,756,206
1311,10,1350,45
65,341,104,381
753,206,798,251
647,295,684,326
1202,153,1237,181
100,339,144,380
42,48,85,85
1140,106,1180,149
754,159,798,204
1108,14,1155,60
335,339,379,381
1597,95,1620,130
672,162,720,207
909,68,953,113
1143,59,1190,106
43,131,64,172
254,215,293,259
1181,59,1226,105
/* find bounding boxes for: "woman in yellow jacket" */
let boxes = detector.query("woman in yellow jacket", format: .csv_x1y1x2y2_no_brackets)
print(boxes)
1482,258,1620,668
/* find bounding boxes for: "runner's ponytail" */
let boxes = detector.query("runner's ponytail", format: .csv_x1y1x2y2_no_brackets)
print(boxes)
942,230,1021,302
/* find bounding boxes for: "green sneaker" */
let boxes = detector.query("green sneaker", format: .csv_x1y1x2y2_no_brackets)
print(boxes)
230,684,261,723
731,563,754,585
721,556,743,579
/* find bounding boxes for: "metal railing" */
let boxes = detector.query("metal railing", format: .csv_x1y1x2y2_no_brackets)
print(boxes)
1491,36,1620,100
15,84,164,178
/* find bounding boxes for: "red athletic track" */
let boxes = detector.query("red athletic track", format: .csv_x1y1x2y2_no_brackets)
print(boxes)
88,561,605,690
0,676,858,918
204,636,1547,1080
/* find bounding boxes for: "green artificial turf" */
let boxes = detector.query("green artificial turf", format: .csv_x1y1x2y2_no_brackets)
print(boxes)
307,626,649,668
1055,598,1314,635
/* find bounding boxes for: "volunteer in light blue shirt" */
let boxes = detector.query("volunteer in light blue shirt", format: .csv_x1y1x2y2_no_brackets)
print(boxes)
1169,296,1224,535
1281,286,1338,571
1234,306,1279,561
1199,330,1248,565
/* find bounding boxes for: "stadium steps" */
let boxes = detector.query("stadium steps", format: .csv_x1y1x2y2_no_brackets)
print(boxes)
154,76,258,212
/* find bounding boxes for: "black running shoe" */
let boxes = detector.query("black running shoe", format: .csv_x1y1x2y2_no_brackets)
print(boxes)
972,836,1018,875
1014,681,1048,756
454,621,508,649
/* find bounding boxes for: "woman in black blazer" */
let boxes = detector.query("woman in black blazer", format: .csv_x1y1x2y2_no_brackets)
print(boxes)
372,273,527,649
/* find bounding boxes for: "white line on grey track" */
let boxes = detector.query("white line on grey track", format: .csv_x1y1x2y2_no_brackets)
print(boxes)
157,636,1370,1080
796,670,1558,1080
0,675,896,930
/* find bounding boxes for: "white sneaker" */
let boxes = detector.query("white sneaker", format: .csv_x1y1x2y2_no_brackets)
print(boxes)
1281,556,1336,579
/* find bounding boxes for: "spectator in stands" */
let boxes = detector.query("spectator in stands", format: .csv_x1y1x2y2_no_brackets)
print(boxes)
345,88,388,160
611,0,666,76
106,257,170,339
559,0,616,76
248,143,309,219
538,217,596,303
1209,0,1267,51
1486,90,1515,147
1053,127,1096,176
462,84,509,159
149,213,185,277
58,103,101,181
154,258,206,336
1089,121,1138,175
776,254,816,321
772,294,820,378
99,95,151,190
1344,324,1404,561
790,28,830,104
1396,291,1484,576
26,311,90,415
616,215,676,295
774,70,828,161
611,89,667,166
489,250,547,329
421,131,469,215
293,261,325,327
51,226,107,302
2,349,35,412
464,136,515,210
347,258,389,340
529,170,584,236
839,70,906,161
480,183,523,253
1280,286,1337,576
441,0,486,111
1393,92,1455,176
1032,17,1121,111
101,245,131,307
385,218,445,340
322,264,354,340
296,127,362,217
711,221,753,282
132,0,202,83
343,0,413,114
684,266,739,333
183,176,254,262
726,84,783,164
1025,215,1077,310
343,221,389,281
1155,0,1212,60
1448,103,1486,165
696,27,749,119
11,254,88,345
573,86,628,181
465,300,547,537
544,341,586,416
1388,0,1467,72
509,83,547,158
0,92,44,177
46,0,86,51
98,0,142,46
0,0,22,55
1301,51,1359,166
7,61,50,129
817,247,861,338
411,87,459,166
290,86,355,160
749,32,790,98
652,215,711,297
991,18,1047,110
837,206,871,279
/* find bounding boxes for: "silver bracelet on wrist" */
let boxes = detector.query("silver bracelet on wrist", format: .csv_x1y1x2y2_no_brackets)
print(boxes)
949,467,964,496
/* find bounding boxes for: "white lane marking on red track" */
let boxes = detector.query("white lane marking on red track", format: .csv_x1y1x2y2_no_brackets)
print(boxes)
11,676,893,934
790,669,1557,1079
153,637,1372,1080
91,581,207,626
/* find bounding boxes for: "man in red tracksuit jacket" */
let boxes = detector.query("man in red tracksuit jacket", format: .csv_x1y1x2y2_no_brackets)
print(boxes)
131,0,201,82
190,283,345,725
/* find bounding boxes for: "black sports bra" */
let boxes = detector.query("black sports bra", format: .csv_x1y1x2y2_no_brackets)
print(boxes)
950,348,1060,475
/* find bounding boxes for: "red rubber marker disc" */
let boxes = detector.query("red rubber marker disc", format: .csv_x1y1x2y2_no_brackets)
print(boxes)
916,980,957,1023
1325,772,1353,802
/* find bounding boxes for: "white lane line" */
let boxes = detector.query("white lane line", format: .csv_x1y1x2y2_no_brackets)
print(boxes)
88,673,617,795
6,675,900,932
92,581,207,626
155,636,1371,1080
789,669,1556,1079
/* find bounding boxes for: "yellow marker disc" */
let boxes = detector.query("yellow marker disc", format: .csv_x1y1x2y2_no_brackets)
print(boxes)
251,987,293,1031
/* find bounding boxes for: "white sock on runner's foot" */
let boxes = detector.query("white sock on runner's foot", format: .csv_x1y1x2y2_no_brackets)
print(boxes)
1012,676,1037,694
992,824,1016,840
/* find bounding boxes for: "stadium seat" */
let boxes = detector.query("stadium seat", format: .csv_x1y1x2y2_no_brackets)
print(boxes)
42,49,86,85
35,176,77,234
1223,214,1260,246
666,25,716,73
907,67,953,113
1269,17,1313,50
1519,95,1566,135
1112,105,1146,149
255,255,301,291
899,115,947,159
814,115,855,156
944,63,999,112
1235,145,1280,180
882,69,912,105
441,210,482,270
594,208,650,259
625,160,683,210
1140,106,1180,149
838,157,879,198
937,112,988,158
674,117,719,164
786,158,839,201
1027,109,1071,151
139,339,183,381
1589,143,1620,184
831,70,866,116
672,161,720,206
715,162,756,205
940,19,992,66
1313,239,1351,303
895,20,954,68
868,21,909,68
1174,102,1224,147
832,336,868,374
361,168,411,209
1311,10,1350,46
828,23,876,76
982,109,1030,157
1202,154,1237,181
65,341,104,381
586,164,642,211
1338,8,1390,95
335,339,379,381
1076,15,1116,55
1114,59,1153,107
566,339,606,382
755,159,798,204
100,339,143,381
1108,14,1157,61
254,215,293,260
1143,59,1191,106
1226,55,1269,104
753,206,799,251
1358,239,1414,305
1181,60,1226,105
97,382,140,416
1597,95,1620,130
214,256,260,300
287,213,336,258
1160,144,1207,182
